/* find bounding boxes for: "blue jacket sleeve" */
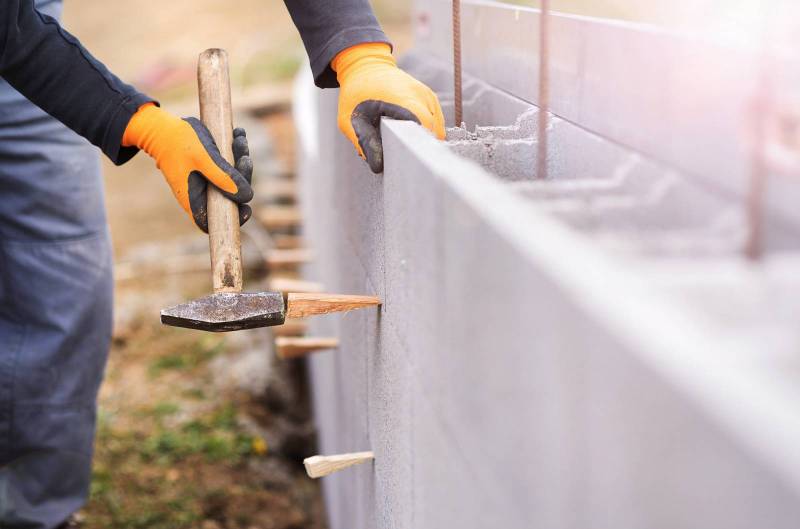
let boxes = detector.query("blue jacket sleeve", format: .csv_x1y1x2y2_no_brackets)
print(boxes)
0,0,153,164
283,0,390,88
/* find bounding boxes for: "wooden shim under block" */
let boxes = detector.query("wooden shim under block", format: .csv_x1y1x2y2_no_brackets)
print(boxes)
271,318,308,337
286,293,381,319
276,337,339,359
257,206,302,230
303,451,374,479
272,235,305,250
269,277,324,294
265,249,313,268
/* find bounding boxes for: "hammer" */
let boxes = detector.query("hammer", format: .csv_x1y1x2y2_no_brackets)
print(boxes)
161,49,379,332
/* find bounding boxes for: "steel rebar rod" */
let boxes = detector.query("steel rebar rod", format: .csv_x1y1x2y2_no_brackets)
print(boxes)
744,84,769,260
744,8,772,261
536,0,550,180
453,0,463,127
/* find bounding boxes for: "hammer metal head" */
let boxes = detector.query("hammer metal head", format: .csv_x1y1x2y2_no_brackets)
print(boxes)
161,291,286,332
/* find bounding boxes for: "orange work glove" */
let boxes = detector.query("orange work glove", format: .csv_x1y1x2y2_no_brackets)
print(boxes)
332,42,445,173
122,103,254,232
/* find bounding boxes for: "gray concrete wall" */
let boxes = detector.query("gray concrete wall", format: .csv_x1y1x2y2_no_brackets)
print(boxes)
293,58,800,529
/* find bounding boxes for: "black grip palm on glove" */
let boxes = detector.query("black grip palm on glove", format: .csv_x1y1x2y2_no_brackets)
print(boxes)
187,126,254,232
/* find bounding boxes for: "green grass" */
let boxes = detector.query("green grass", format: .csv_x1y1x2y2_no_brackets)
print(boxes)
138,403,256,465
148,336,225,377
181,387,207,400
147,401,180,419
89,401,264,529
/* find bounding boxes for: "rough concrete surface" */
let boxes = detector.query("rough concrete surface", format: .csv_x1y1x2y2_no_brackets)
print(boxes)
293,40,800,529
416,0,800,240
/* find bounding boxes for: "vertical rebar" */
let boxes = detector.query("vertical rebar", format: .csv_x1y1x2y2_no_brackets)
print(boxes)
744,82,769,260
744,6,771,261
536,0,550,180
453,0,463,127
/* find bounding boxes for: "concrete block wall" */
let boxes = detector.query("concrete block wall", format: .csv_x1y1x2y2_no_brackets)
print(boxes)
293,51,800,528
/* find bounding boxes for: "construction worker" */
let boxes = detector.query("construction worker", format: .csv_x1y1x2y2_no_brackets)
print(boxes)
0,0,444,528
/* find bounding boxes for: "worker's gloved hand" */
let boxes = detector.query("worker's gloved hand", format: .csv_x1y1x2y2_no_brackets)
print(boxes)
332,42,445,173
122,103,254,232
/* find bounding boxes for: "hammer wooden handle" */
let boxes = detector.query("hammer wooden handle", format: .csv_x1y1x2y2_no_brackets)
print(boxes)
198,49,243,293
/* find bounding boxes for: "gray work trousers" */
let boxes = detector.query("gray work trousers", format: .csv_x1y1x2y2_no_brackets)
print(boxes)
0,1,114,527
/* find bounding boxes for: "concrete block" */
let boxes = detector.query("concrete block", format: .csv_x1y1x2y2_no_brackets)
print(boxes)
580,320,800,529
367,328,413,529
435,183,587,528
382,131,445,367
331,133,386,300
410,387,514,529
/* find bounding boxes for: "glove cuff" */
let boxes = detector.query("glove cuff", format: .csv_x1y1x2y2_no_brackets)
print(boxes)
332,42,396,84
122,102,174,151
